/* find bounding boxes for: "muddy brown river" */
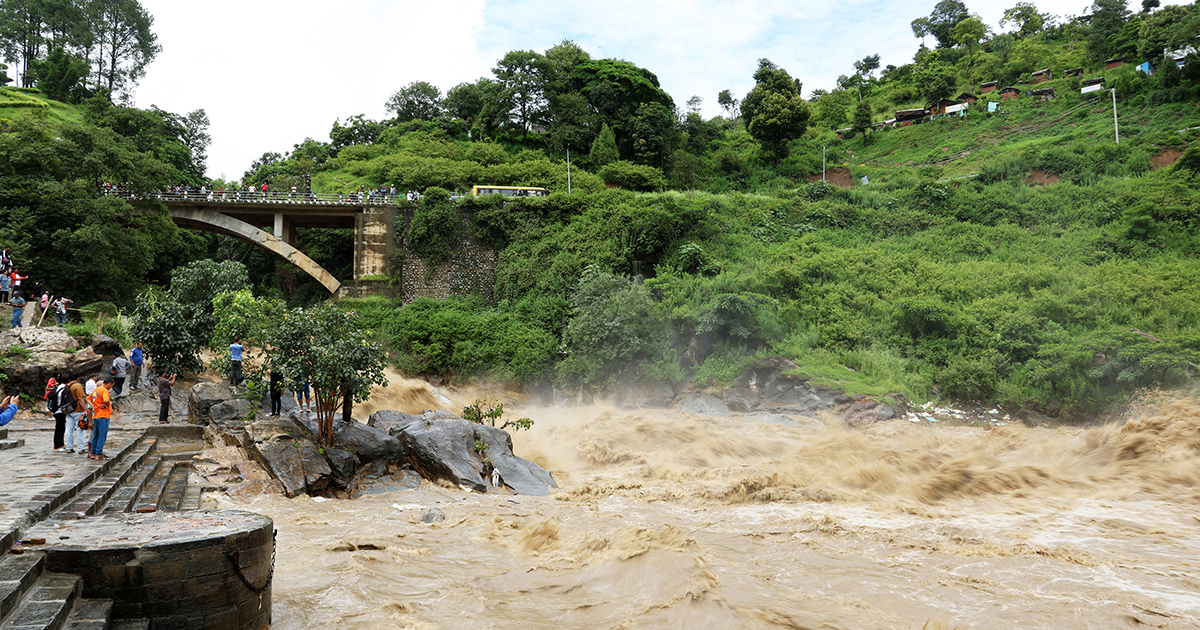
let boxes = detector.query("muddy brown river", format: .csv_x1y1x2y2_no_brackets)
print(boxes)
218,388,1200,629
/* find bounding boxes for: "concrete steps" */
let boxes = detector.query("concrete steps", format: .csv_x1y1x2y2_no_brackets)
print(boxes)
0,571,80,630
48,441,158,522
0,428,24,451
60,598,111,630
0,554,44,622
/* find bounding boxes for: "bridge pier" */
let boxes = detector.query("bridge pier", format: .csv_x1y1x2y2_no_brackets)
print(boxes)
273,213,295,246
353,205,395,280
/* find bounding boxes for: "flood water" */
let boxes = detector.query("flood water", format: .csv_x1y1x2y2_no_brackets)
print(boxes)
219,381,1200,629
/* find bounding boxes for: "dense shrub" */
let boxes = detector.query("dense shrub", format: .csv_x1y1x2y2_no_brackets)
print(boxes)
408,187,460,264
599,160,668,191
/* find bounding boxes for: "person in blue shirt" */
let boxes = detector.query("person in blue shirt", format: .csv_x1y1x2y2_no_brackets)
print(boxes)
9,290,25,329
129,342,144,390
0,392,17,426
229,337,244,386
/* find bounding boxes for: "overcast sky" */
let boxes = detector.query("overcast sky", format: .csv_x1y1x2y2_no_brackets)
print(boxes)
132,0,1155,181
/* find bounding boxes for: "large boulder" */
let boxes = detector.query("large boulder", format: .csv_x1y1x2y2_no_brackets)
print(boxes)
672,391,731,416
389,415,557,496
291,414,404,471
89,334,123,358
242,417,332,497
0,328,104,397
367,409,454,436
188,382,242,425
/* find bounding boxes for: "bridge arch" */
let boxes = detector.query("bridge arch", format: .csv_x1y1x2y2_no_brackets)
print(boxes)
168,207,341,293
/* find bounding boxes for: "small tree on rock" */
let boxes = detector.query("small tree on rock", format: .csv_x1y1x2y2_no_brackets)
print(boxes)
270,303,389,445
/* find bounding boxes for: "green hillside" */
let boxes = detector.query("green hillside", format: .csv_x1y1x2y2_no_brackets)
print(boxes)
0,86,79,126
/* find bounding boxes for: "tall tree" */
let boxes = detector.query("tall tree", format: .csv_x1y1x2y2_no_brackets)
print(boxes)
952,16,988,69
589,122,618,167
0,0,46,86
925,0,971,49
445,80,486,124
740,59,810,168
570,58,674,159
386,80,445,122
911,16,933,46
853,53,881,78
1001,2,1045,39
1087,0,1131,62
492,49,546,141
717,89,738,118
915,49,958,107
87,0,159,96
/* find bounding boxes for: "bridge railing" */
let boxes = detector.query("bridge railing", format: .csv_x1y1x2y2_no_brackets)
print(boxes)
100,189,407,205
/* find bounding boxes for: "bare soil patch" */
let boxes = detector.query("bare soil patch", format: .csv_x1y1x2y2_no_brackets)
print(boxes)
1151,148,1184,170
1025,169,1060,186
809,166,854,188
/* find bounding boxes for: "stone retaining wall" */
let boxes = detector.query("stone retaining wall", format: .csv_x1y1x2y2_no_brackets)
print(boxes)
395,208,497,302
36,510,273,630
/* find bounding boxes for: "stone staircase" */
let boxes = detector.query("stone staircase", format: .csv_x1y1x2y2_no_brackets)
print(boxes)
0,430,209,630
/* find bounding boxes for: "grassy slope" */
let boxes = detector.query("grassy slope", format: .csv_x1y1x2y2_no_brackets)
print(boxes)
0,87,78,126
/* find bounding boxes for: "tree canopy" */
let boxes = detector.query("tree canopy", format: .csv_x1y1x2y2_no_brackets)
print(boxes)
740,59,810,168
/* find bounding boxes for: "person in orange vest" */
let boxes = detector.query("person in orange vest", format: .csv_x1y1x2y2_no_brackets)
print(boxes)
87,377,115,460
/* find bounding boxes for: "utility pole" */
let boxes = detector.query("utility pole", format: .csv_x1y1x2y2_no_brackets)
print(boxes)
1111,88,1119,144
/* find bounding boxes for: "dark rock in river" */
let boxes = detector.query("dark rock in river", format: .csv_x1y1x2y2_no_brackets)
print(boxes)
372,411,557,496
672,391,731,416
291,414,404,471
242,417,331,497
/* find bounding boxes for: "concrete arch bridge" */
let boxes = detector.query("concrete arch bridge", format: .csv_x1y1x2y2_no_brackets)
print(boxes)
139,192,396,294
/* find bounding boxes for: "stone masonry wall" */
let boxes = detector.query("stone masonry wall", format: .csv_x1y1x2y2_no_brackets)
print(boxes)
396,208,497,303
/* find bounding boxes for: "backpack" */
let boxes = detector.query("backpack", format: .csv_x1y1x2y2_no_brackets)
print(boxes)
109,362,118,376
48,383,69,414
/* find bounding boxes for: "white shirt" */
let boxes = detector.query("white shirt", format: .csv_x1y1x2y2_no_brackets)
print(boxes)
85,379,97,395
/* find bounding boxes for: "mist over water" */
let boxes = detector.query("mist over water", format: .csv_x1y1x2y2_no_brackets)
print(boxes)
221,386,1200,629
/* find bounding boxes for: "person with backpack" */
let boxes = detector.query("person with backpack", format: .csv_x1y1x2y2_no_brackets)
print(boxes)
65,374,87,454
87,377,115,460
49,374,75,452
53,297,73,326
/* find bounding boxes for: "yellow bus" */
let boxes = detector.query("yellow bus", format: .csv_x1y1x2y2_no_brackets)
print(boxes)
470,185,550,198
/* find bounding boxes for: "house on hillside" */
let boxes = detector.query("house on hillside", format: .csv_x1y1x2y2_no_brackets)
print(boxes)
1136,61,1155,75
1064,67,1083,77
1031,88,1055,102
957,92,978,104
980,81,998,93
836,127,853,139
1032,69,1052,83
930,99,960,115
1082,77,1105,87
1105,56,1128,69
894,109,927,127
999,86,1020,101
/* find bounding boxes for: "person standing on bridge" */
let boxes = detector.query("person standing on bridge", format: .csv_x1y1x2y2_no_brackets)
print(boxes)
260,182,268,200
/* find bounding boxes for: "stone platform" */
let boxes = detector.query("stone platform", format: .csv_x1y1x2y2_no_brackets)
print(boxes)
0,396,271,630
26,511,273,630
